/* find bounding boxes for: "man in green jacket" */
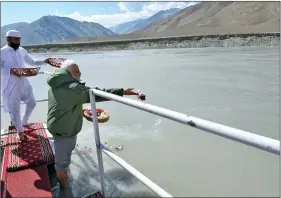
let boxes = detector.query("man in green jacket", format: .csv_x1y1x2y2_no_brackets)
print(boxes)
47,59,139,188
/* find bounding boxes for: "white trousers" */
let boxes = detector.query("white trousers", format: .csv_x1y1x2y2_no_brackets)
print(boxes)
8,78,36,133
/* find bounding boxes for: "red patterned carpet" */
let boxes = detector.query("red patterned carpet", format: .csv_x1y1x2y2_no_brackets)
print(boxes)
1,137,8,198
1,123,54,197
7,123,54,172
6,165,52,198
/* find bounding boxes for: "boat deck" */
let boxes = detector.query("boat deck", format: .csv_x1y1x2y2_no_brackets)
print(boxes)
0,123,104,198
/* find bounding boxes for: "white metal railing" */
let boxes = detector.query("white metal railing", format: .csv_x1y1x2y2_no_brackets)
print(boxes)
89,90,173,197
89,88,280,197
1,98,49,107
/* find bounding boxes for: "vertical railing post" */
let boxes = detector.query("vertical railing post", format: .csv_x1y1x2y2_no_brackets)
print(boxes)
89,90,106,196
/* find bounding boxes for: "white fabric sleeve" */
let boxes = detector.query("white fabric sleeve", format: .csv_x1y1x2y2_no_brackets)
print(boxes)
23,49,45,66
1,51,11,92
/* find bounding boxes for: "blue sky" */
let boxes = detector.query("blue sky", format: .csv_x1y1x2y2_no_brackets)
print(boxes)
1,2,198,28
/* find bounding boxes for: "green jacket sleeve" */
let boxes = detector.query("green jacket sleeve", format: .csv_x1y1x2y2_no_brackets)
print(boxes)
69,83,124,104
94,87,124,102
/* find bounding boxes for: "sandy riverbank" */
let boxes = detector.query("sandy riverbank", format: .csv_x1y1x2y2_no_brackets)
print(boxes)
23,33,280,53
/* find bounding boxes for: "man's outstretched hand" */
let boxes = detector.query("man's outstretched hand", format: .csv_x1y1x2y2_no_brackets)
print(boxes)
123,88,139,96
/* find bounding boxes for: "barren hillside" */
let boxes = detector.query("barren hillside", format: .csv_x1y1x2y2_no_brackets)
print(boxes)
136,1,280,35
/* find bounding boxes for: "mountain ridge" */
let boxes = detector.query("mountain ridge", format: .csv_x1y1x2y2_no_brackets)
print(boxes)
136,2,280,34
1,15,115,45
109,8,181,34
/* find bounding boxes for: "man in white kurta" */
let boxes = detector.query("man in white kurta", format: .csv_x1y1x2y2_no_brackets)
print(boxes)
1,30,51,141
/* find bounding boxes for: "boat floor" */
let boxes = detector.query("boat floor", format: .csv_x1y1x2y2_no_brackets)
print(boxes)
1,124,157,197
0,125,104,198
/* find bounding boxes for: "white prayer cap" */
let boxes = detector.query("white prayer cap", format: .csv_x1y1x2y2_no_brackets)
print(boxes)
6,30,21,38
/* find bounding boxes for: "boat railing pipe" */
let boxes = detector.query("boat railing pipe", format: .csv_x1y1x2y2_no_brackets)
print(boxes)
89,88,279,197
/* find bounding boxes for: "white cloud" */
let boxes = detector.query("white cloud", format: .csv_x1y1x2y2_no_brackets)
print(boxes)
117,2,130,13
57,2,198,28
55,9,60,16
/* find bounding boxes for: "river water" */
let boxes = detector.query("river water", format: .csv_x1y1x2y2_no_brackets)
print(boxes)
1,46,279,197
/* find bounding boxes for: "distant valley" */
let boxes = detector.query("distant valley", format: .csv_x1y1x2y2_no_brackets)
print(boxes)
109,8,180,34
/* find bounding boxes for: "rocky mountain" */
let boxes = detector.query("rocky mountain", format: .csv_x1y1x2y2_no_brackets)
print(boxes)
2,22,30,33
1,16,116,45
136,1,280,35
109,8,180,34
